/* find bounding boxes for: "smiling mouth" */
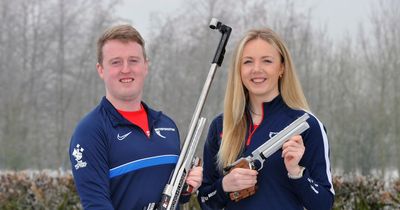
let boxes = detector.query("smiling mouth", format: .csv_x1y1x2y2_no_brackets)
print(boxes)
120,78,134,83
251,78,266,84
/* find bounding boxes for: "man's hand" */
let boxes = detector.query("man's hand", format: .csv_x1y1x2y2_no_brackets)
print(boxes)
185,166,203,193
222,168,258,192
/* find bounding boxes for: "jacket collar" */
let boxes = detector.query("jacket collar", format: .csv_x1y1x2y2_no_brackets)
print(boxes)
100,96,162,127
246,94,285,122
244,94,286,147
261,94,285,116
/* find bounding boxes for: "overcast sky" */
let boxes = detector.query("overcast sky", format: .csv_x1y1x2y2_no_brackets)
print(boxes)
116,0,374,41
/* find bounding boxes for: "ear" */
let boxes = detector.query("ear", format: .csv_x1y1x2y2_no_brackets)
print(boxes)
279,63,284,77
144,59,149,77
96,63,104,80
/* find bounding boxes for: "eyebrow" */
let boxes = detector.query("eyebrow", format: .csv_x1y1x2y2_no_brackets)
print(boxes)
242,55,275,59
109,56,142,61
262,56,275,60
128,56,141,59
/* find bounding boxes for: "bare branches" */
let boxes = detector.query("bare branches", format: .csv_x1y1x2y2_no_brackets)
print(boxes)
0,0,120,169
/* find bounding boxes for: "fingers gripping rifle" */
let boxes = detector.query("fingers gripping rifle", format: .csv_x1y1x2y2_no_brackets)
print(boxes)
223,113,311,202
145,18,231,210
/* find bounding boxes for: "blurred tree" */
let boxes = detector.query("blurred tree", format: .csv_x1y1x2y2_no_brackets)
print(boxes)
358,0,400,176
0,0,120,169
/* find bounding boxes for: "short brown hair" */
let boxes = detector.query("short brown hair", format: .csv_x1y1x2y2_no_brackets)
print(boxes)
97,24,147,64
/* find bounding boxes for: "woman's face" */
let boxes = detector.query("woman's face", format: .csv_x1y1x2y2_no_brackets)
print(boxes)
240,38,283,102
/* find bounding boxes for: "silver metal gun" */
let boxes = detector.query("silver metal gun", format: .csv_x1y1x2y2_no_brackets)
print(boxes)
223,113,310,202
144,17,232,210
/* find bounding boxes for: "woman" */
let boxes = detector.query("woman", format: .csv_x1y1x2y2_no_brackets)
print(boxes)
198,28,334,210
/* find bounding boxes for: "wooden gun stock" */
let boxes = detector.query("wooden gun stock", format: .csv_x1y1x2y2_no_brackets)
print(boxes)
227,159,257,202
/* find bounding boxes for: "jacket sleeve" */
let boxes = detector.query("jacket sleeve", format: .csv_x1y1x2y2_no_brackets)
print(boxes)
197,117,230,209
288,115,335,210
69,120,114,210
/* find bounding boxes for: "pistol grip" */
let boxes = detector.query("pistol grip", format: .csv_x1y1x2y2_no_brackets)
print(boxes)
229,186,257,202
228,159,257,202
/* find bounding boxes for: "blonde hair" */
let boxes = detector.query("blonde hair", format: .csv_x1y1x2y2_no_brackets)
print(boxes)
217,28,310,169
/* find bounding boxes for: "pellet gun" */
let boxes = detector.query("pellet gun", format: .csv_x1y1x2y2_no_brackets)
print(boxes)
223,113,310,202
144,17,231,210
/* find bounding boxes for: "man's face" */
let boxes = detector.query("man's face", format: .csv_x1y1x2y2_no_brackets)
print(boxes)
96,40,148,106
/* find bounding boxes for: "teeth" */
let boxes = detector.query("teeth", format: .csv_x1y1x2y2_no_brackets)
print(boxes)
120,78,133,83
252,78,266,83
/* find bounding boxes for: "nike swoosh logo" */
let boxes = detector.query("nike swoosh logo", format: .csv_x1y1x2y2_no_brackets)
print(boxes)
117,131,132,141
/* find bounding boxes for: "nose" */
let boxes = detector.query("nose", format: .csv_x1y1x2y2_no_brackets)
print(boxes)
121,61,131,74
253,61,262,73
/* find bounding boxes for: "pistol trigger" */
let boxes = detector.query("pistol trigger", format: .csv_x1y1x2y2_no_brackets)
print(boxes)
248,162,253,170
257,160,265,171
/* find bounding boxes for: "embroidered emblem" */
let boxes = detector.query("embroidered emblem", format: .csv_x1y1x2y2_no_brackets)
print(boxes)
269,131,278,138
117,131,132,141
200,190,217,203
154,128,176,138
311,185,319,194
72,144,87,170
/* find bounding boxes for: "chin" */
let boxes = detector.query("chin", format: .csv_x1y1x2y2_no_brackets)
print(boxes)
122,95,139,101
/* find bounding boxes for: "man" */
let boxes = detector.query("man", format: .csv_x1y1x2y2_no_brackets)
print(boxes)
69,24,202,209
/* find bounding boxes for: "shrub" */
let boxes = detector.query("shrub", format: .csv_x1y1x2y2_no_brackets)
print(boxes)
333,175,400,210
0,170,81,210
0,170,399,209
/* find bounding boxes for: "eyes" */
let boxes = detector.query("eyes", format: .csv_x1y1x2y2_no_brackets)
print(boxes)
110,58,140,67
111,60,122,66
242,58,273,65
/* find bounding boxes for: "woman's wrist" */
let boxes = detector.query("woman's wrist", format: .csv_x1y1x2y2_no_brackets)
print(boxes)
221,176,228,192
288,166,305,179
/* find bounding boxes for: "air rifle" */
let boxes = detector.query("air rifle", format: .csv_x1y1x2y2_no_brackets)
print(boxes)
144,18,232,210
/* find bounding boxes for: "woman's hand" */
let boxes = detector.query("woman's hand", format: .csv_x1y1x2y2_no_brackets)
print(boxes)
282,135,305,176
222,168,258,192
